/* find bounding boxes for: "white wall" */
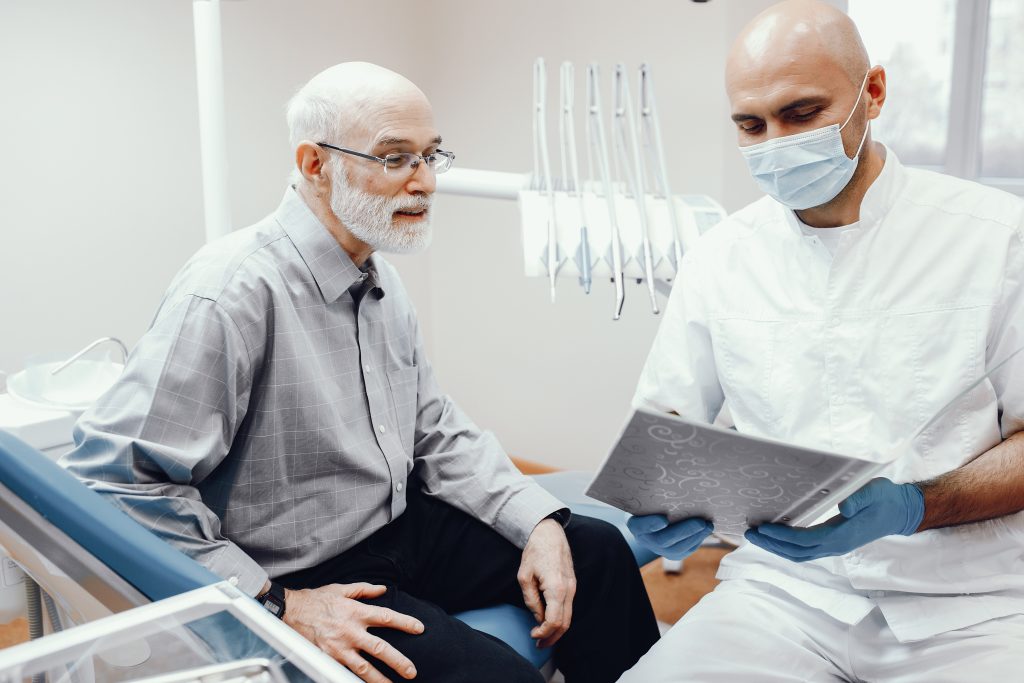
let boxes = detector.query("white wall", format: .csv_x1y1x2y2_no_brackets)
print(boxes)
0,0,771,470
420,0,770,468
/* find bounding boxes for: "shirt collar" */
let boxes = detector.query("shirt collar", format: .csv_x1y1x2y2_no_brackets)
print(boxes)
779,143,907,237
274,186,385,302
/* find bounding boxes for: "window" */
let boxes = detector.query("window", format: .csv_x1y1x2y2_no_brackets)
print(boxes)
980,0,1024,181
848,0,1024,194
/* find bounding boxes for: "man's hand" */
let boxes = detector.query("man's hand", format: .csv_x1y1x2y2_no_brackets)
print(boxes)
745,478,925,562
626,515,714,560
283,582,425,683
518,518,577,649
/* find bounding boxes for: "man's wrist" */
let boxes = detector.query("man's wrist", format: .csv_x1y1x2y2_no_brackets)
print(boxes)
256,580,287,619
544,507,571,528
900,483,926,535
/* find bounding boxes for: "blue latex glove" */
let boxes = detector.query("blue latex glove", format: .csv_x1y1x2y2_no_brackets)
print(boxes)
744,478,925,562
626,515,714,561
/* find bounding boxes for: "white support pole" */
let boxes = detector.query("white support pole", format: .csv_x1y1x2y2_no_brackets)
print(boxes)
435,168,530,201
192,0,232,243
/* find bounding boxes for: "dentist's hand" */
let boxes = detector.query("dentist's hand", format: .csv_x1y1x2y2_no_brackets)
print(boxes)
745,478,925,562
627,515,714,560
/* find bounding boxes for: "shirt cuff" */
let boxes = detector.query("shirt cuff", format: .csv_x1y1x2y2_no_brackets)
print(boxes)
206,543,269,598
493,482,568,549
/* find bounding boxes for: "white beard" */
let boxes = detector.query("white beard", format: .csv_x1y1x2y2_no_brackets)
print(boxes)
329,161,433,254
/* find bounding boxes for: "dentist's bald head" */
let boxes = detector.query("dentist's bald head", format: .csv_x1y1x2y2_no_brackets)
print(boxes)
726,0,870,97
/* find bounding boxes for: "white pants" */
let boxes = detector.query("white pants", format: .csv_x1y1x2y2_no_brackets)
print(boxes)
619,579,1024,682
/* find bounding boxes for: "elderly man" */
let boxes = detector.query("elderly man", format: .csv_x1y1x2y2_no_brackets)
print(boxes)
63,62,658,683
619,1,1024,681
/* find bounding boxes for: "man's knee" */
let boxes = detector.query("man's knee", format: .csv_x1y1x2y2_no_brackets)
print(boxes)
372,596,543,683
565,514,637,569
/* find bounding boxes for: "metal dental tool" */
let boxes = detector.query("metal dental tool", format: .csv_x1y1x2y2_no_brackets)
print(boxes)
533,58,562,302
640,63,685,277
560,61,593,294
612,64,659,315
586,64,625,320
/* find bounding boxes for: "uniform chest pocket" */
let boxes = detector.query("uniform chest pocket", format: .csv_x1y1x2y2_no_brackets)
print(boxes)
711,318,779,428
387,366,419,452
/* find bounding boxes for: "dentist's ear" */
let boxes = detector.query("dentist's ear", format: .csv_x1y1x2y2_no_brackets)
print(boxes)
865,65,887,121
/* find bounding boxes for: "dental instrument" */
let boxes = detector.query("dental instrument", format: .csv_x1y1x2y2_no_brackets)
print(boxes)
612,64,659,314
559,61,594,294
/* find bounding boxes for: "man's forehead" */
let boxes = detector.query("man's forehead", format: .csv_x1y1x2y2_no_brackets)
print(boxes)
727,61,848,114
345,98,439,148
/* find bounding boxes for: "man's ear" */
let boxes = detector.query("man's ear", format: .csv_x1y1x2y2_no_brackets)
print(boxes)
296,141,328,187
866,65,886,120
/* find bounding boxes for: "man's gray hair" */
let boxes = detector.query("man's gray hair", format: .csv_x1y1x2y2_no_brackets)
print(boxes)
285,83,344,185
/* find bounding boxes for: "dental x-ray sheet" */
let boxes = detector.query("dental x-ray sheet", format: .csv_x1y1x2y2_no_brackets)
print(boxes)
586,409,889,537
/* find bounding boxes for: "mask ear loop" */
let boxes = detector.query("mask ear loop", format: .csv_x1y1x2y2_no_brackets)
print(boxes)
839,70,872,158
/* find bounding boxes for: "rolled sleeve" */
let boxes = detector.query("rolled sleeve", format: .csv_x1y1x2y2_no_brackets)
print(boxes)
989,222,1024,438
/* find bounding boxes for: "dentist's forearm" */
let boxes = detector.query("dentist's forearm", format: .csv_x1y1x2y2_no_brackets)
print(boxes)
915,431,1024,531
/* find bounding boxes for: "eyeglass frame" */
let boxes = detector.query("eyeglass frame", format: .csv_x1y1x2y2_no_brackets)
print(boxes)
316,142,455,175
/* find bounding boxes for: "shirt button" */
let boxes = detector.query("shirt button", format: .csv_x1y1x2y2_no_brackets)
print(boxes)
396,482,404,492
378,424,386,434
830,317,841,327
833,395,845,406
364,364,371,373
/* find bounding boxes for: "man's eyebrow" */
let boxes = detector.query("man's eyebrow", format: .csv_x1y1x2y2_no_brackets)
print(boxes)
374,135,443,148
777,96,828,114
731,96,830,123
731,112,761,123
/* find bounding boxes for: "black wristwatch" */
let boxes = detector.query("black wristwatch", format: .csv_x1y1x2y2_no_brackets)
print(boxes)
257,581,287,619
546,507,572,528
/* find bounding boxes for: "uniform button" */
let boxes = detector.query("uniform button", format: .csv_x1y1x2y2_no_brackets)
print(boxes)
396,482,404,492
378,424,386,434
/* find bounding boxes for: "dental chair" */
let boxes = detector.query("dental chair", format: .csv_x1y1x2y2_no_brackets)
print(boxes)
0,431,654,678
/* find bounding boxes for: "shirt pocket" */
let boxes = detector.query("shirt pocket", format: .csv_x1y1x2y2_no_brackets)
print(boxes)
387,365,419,453
711,318,779,429
869,307,986,466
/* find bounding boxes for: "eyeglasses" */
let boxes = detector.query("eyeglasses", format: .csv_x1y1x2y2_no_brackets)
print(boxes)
317,142,455,175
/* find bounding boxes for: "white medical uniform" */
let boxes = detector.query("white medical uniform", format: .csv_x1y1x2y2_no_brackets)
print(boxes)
621,147,1024,682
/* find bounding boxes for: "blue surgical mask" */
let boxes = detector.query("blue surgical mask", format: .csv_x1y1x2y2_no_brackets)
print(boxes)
739,72,871,210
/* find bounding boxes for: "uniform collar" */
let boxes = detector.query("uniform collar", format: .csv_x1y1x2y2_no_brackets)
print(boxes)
274,186,385,303
779,144,906,236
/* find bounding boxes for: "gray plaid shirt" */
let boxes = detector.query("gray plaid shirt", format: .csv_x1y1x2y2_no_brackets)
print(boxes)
63,187,563,596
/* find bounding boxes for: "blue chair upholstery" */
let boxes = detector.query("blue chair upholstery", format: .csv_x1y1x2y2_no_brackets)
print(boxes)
453,470,657,670
532,471,657,567
0,430,220,602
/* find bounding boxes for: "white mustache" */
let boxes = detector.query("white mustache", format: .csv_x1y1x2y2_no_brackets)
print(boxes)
392,199,432,213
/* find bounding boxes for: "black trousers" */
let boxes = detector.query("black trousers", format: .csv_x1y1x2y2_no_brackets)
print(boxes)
277,486,660,683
